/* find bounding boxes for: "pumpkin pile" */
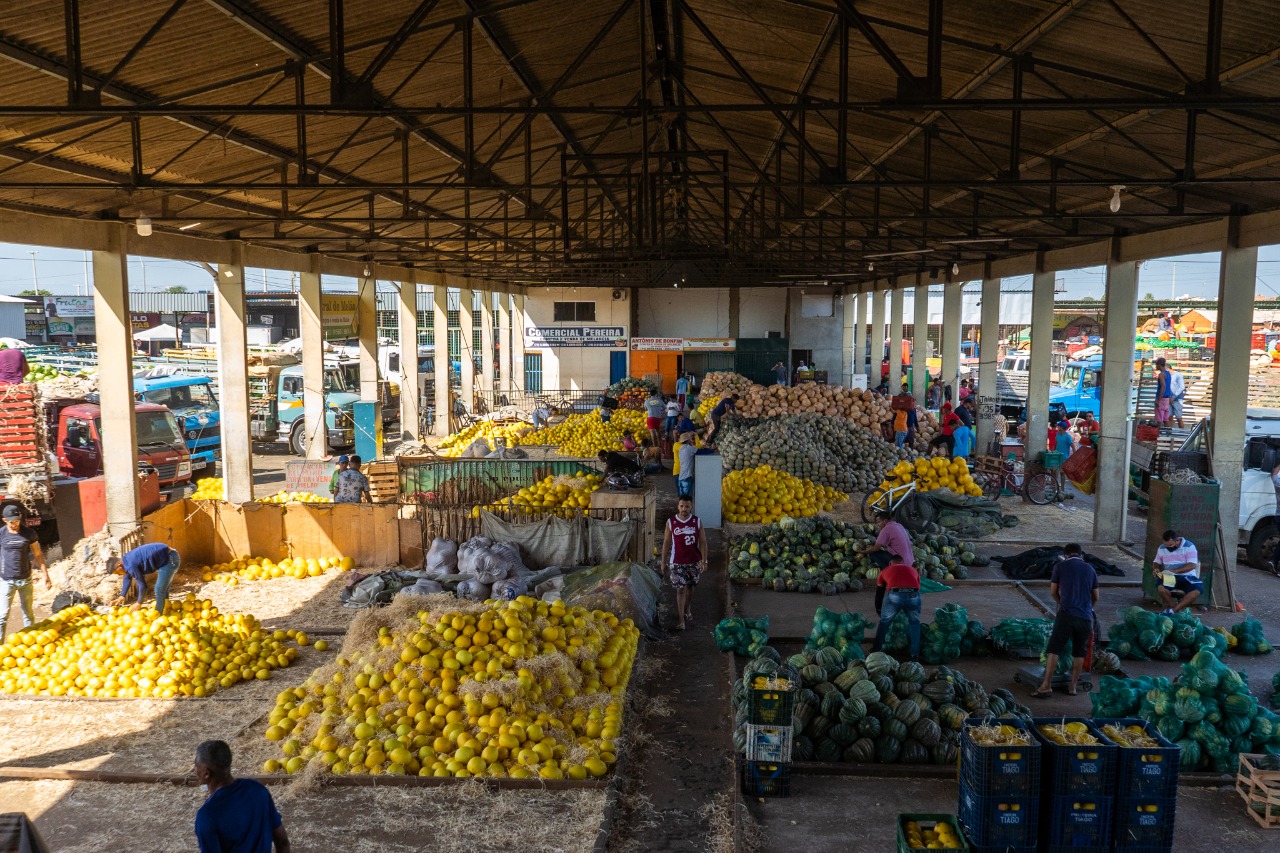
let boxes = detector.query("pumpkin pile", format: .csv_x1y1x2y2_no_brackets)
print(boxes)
727,516,985,590
734,382,892,424
874,457,984,498
733,648,1032,765
1090,650,1280,772
260,597,638,779
700,371,755,397
717,413,913,495
721,465,847,524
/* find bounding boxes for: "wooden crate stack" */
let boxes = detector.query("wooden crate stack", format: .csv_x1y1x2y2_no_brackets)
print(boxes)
1236,754,1280,829
364,460,400,503
0,383,44,468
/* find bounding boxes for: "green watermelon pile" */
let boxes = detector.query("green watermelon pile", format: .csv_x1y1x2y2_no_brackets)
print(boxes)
727,516,986,593
1230,615,1274,655
805,606,869,662
879,603,992,664
733,648,1030,765
1107,606,1226,661
1090,650,1280,771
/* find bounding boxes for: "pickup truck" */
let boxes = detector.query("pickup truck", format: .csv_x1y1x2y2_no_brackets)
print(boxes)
134,373,220,473
51,397,193,503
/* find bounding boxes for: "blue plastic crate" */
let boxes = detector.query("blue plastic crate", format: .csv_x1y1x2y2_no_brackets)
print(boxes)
960,718,1041,796
1095,718,1180,797
1044,794,1112,850
1031,718,1117,795
741,760,790,797
746,685,796,726
957,784,1039,849
1113,796,1177,850
970,846,1035,853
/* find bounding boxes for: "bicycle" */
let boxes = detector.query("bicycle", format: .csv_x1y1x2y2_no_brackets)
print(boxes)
861,479,917,523
972,454,1058,505
419,405,436,436
1024,453,1068,505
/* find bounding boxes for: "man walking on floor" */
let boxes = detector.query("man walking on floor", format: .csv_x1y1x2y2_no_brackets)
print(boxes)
1032,543,1098,698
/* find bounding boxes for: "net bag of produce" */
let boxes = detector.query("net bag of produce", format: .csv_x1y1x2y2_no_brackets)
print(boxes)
714,616,770,656
426,537,459,574
1230,615,1274,655
805,606,868,661
990,617,1054,655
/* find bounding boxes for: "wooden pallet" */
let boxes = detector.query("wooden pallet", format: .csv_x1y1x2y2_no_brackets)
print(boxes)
1236,754,1280,829
365,461,400,503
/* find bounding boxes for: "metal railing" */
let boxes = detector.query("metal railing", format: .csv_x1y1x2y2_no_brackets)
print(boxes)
471,388,610,419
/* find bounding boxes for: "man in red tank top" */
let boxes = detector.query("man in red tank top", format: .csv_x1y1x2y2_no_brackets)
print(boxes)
662,496,707,631
871,556,922,661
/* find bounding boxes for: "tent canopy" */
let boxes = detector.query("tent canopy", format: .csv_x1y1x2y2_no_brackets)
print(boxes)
132,323,179,342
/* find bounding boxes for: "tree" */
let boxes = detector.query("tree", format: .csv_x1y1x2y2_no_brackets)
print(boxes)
17,288,51,297
1143,292,1156,301
164,285,188,293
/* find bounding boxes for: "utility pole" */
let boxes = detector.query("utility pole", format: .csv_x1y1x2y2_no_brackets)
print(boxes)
28,250,38,291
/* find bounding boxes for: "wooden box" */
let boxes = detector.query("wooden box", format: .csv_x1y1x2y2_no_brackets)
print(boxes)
1236,754,1280,829
365,460,400,503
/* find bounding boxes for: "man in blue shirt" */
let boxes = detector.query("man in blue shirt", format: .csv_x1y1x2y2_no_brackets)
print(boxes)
194,740,290,853
1054,421,1075,493
107,542,179,613
1032,543,1098,698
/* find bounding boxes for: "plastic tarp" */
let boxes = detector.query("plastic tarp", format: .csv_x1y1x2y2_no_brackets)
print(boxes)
480,509,583,568
587,517,635,564
560,561,662,637
993,546,1125,579
0,814,49,853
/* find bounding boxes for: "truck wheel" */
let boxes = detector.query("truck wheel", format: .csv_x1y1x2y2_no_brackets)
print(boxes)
290,422,308,456
1245,521,1278,570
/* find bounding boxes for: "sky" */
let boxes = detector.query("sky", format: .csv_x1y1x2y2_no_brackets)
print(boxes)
2,242,1280,301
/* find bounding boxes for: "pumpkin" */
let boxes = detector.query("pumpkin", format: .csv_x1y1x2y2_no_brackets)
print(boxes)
834,669,864,693
829,723,858,747
858,716,882,739
787,653,811,671
845,738,876,763
866,701,892,721
894,680,922,698
813,681,838,698
938,704,968,730
793,735,815,761
901,738,930,764
872,675,895,697
922,680,955,705
885,718,909,742
793,702,816,730
733,725,747,753
911,718,943,747
875,734,902,763
807,716,832,741
839,698,867,724
865,652,897,678
743,658,778,679
816,736,842,763
895,699,922,726
815,647,844,671
898,661,927,684
800,664,826,687
755,646,782,664
848,680,880,704
821,691,843,719
931,741,959,765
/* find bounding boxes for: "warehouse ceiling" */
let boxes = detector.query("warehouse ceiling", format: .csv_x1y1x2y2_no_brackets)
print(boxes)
1,0,1279,286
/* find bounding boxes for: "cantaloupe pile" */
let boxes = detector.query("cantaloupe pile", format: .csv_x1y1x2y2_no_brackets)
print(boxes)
474,472,602,518
192,477,225,500
437,420,532,456
518,409,646,457
722,464,847,524
873,457,983,499
259,489,333,504
201,554,355,585
0,599,301,697
260,597,638,779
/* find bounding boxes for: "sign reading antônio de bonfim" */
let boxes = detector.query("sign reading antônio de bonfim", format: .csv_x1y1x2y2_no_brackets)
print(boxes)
524,326,626,348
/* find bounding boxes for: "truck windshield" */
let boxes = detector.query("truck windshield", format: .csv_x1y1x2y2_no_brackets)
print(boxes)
1059,366,1098,390
95,412,184,447
141,383,216,415
323,369,349,393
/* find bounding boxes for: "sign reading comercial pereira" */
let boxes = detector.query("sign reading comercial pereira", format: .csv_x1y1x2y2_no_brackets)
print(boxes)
524,326,626,348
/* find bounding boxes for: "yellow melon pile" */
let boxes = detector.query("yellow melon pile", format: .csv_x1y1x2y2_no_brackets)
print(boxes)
722,464,847,524
437,420,532,457
696,396,720,420
260,597,638,779
192,477,224,500
475,472,602,518
258,489,333,504
0,599,300,697
872,457,982,499
201,555,355,585
519,409,646,457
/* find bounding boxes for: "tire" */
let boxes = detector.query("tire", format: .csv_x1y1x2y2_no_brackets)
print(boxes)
860,493,880,523
978,472,1003,501
895,492,936,532
289,421,308,457
1024,472,1053,505
1245,520,1279,571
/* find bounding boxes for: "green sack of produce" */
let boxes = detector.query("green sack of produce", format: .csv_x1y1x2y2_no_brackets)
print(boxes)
713,615,770,656
805,606,869,661
1230,615,1274,655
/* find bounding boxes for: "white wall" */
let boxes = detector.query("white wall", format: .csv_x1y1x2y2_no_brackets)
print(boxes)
522,287,629,389
0,303,27,340
738,289,788,337
635,288,730,337
788,289,844,372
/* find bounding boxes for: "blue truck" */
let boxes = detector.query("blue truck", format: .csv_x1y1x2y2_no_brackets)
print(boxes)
134,373,221,472
1048,355,1104,418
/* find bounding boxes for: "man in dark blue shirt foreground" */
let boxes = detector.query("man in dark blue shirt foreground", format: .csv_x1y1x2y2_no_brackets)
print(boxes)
194,740,290,853
1032,543,1099,699
107,542,180,613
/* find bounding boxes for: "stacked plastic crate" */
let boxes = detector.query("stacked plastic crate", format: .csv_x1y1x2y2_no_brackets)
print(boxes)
957,718,1042,853
1097,718,1180,851
740,670,795,797
1032,718,1117,852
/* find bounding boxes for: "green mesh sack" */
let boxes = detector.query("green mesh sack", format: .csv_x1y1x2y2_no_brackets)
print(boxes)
1175,737,1202,770
1230,615,1274,655
991,618,1054,654
714,616,770,655
806,607,869,661
1273,671,1280,709
882,611,911,653
1089,675,1145,718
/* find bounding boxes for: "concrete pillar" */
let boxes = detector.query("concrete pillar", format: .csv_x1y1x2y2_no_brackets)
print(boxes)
1025,271,1055,460
457,283,474,409
1094,259,1138,544
497,292,512,394
912,283,929,405
299,258,327,459
1208,242,1259,600
841,286,856,385
92,224,140,530
869,289,885,384
976,275,1001,457
941,279,963,398
852,289,868,378
728,287,741,338
357,270,378,400
397,279,419,441
214,244,252,503
888,288,904,392
432,282,450,431
511,293,526,391
480,288,495,394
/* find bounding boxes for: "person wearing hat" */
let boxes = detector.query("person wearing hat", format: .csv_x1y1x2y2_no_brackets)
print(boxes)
107,542,181,613
0,505,49,641
328,455,349,497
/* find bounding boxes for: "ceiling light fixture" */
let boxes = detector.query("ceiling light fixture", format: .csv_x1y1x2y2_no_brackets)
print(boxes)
1109,185,1125,213
222,268,234,278
177,222,201,231
362,265,371,277
951,262,960,276
134,215,152,237
867,261,875,272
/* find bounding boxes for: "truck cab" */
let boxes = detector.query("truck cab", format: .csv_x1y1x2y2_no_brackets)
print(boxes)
134,374,220,473
52,400,192,502
265,364,358,456
1049,355,1104,418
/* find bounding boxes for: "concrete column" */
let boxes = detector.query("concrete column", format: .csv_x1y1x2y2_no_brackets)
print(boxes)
397,279,419,441
1094,259,1139,544
852,289,868,378
480,288,495,394
1025,271,1055,460
511,293,526,391
728,287,741,338
357,270,378,400
214,244,252,503
976,276,1001,457
432,281,450,430
941,279,963,397
888,288,904,391
841,286,856,385
92,224,140,530
912,283,929,405
1208,242,1259,599
497,292,512,394
457,283,475,409
299,258,327,459
869,289,885,384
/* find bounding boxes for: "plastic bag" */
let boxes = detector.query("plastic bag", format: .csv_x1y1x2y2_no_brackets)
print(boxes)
426,537,459,574
1230,615,1274,655
491,576,529,600
456,579,492,601
398,578,445,597
804,606,867,661
714,616,770,656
